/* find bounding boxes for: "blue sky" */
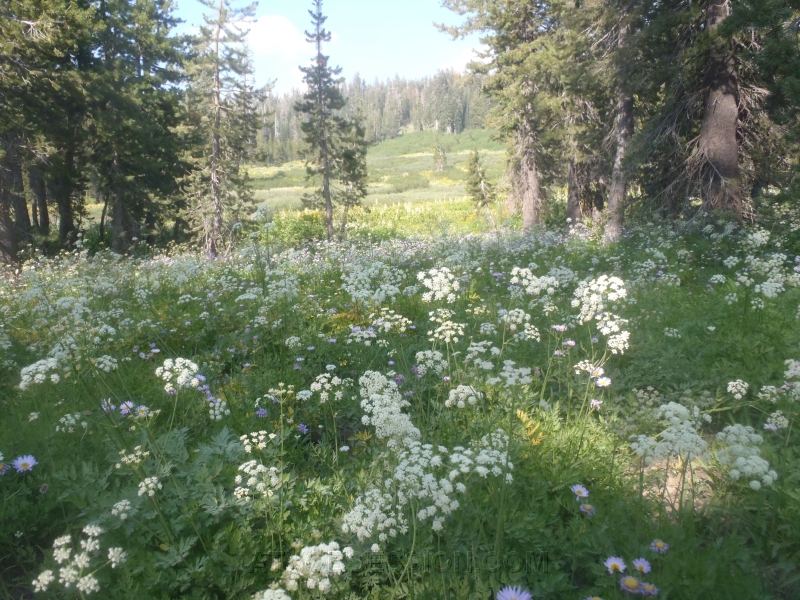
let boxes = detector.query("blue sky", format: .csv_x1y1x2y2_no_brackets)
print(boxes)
173,0,482,93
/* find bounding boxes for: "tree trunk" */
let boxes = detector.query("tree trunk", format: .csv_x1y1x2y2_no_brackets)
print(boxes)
566,158,582,226
604,88,634,242
698,0,740,219
9,163,32,243
0,170,18,263
28,166,49,236
48,151,77,246
208,0,225,256
110,151,136,252
516,128,542,229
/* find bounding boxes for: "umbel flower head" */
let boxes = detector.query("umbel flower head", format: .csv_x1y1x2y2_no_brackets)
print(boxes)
497,585,532,600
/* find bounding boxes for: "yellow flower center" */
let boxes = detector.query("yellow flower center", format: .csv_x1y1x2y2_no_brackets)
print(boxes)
611,563,622,572
621,577,639,591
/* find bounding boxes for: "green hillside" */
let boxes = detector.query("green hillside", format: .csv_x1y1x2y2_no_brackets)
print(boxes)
247,129,505,212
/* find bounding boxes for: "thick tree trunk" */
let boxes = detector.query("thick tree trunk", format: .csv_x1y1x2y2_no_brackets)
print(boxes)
698,0,741,218
604,88,634,242
566,158,582,226
515,129,542,229
110,151,136,253
48,151,77,246
28,166,49,236
9,163,32,243
0,171,18,263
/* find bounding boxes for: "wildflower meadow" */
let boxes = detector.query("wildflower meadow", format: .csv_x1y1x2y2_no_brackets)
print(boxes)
2,211,800,599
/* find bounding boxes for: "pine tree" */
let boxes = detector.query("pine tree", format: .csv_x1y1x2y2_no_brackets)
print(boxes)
433,142,448,171
465,148,497,227
185,0,259,255
295,0,366,242
336,116,368,240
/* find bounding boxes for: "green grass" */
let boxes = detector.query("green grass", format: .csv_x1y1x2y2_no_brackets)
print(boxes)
247,129,505,212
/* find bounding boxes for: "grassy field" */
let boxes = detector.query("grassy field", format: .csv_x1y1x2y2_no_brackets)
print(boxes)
248,129,506,212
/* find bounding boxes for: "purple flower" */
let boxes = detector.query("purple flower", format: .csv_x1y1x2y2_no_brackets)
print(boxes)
551,324,567,332
641,582,659,596
293,364,302,370
633,558,651,574
243,363,252,368
620,576,641,594
307,346,315,351
580,503,596,516
394,374,405,385
404,391,414,397
196,374,207,383
298,424,309,434
120,401,135,416
650,539,669,553
554,350,566,357
12,455,38,473
101,399,116,413
571,484,589,499
497,586,532,600
327,338,337,343
443,376,451,382
255,408,268,418
387,360,395,366
590,399,603,411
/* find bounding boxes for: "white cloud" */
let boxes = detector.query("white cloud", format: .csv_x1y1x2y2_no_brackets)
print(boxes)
247,15,309,93
440,47,477,73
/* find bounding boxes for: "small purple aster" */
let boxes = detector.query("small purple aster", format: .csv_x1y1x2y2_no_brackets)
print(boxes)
443,376,451,382
633,558,651,574
619,576,641,594
571,484,589,499
641,582,659,596
120,401,135,416
255,408,268,418
650,539,669,553
0,463,10,476
307,346,315,351
387,360,395,366
12,455,38,473
101,399,116,413
327,338,337,343
297,424,309,434
497,586,532,600
580,503,596,516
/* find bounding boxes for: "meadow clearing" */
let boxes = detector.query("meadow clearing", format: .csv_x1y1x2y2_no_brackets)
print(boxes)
2,184,800,600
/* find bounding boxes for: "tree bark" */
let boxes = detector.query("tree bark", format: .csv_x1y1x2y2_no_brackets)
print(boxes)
28,166,49,236
566,158,582,226
9,163,32,243
604,88,634,242
698,0,741,218
0,170,18,263
208,0,225,256
515,128,542,229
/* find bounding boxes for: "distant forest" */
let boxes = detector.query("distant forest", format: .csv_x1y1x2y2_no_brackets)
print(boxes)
255,71,492,164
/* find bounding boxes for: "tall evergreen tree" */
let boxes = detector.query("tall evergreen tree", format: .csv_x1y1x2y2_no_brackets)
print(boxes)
295,0,366,242
185,0,259,255
465,148,497,227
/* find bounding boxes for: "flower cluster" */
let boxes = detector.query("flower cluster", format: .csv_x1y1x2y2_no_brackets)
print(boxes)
359,371,420,446
282,541,351,594
446,385,483,408
727,379,749,400
487,360,532,387
33,526,126,595
342,430,513,541
234,460,281,500
415,350,448,377
716,424,777,489
137,477,162,497
307,372,353,404
155,357,201,394
417,267,460,303
19,357,61,390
